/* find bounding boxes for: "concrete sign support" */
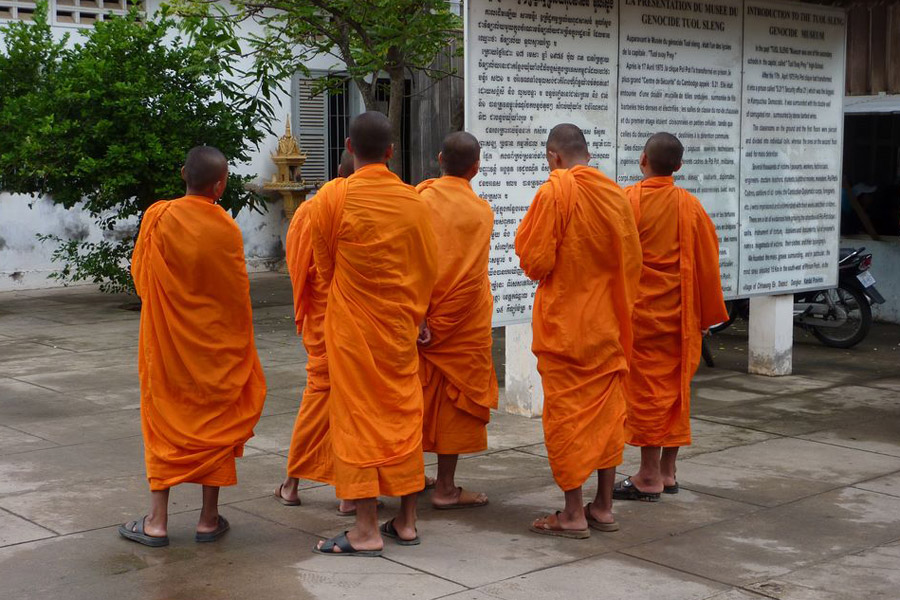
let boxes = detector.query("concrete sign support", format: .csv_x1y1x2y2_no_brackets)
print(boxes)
503,323,544,417
748,295,794,375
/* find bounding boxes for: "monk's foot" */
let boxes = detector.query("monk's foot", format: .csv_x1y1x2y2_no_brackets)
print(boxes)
585,502,615,525
142,514,167,538
424,475,436,490
624,474,664,495
275,480,301,505
339,499,356,514
554,508,588,532
315,527,383,553
196,512,221,534
432,486,489,509
389,515,418,542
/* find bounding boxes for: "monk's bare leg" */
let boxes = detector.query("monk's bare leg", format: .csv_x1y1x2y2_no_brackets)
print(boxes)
556,486,589,530
144,489,169,537
392,493,419,540
587,467,617,525
628,446,664,493
432,454,488,507
197,485,221,533
661,447,679,488
317,498,383,552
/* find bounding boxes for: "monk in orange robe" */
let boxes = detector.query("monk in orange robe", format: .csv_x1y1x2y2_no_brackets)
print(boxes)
416,132,498,510
516,124,642,538
274,151,358,515
310,112,437,556
614,133,728,501
120,146,267,547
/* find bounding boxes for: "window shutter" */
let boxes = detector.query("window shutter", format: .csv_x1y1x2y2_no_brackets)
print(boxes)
296,76,329,186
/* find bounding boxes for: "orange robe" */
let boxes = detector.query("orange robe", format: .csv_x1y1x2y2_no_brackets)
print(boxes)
416,177,498,455
309,164,438,500
284,198,333,483
132,195,266,491
515,166,642,492
623,177,728,447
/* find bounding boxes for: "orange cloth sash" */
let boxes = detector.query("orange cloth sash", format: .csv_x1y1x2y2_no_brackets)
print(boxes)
132,195,266,490
515,166,642,491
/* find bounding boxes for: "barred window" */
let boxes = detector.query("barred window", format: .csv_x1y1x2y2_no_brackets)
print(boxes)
0,0,38,21
0,0,143,24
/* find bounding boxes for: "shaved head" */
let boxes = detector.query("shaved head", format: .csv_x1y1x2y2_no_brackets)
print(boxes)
337,150,355,178
440,131,481,177
183,146,227,190
644,132,683,176
348,111,392,163
547,123,589,161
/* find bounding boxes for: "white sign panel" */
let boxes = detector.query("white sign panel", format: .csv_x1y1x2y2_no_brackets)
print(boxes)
617,0,743,297
739,0,846,296
466,0,619,326
466,0,846,326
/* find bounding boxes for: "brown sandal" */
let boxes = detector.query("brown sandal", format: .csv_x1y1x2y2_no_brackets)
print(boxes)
584,502,619,532
273,484,301,506
529,512,590,539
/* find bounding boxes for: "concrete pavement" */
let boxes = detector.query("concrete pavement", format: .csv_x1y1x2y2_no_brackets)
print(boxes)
1,272,899,599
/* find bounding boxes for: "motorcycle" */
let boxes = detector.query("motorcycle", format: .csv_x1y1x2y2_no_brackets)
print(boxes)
711,247,886,349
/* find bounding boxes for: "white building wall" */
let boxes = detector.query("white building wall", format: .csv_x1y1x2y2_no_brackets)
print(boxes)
0,0,344,291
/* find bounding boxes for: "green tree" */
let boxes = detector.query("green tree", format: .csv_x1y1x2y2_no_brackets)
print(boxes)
175,0,462,175
0,3,273,293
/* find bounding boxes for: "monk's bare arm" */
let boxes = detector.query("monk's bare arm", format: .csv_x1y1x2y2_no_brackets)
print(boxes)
515,187,558,281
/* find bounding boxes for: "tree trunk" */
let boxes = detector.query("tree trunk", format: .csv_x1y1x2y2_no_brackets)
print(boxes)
387,67,405,177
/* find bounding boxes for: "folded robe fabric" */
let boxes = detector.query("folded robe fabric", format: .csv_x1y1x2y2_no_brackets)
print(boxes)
309,164,438,477
623,177,729,447
284,196,334,483
515,166,642,491
415,177,498,455
132,195,266,491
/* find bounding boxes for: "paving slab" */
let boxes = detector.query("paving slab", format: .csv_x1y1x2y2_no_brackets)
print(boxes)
477,553,730,600
0,345,137,378
683,437,900,486
666,460,838,507
0,508,56,546
798,414,900,458
854,470,900,498
676,419,779,460
0,424,57,456
622,487,900,586
0,377,109,426
0,435,145,497
708,374,835,397
14,365,141,409
11,407,141,446
697,393,894,437
744,540,900,600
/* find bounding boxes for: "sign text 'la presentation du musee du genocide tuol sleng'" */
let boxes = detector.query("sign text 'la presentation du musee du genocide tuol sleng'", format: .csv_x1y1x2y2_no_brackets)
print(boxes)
465,0,846,327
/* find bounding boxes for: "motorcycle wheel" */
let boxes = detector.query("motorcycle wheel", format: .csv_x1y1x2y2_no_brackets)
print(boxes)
810,284,872,349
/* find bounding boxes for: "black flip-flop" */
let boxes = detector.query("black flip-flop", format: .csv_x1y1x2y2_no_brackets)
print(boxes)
380,519,420,546
118,516,169,547
663,482,679,495
613,478,661,502
312,532,383,557
195,515,230,543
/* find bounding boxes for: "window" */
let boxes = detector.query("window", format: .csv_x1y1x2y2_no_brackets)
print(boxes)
55,0,142,26
0,0,37,21
0,0,142,25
